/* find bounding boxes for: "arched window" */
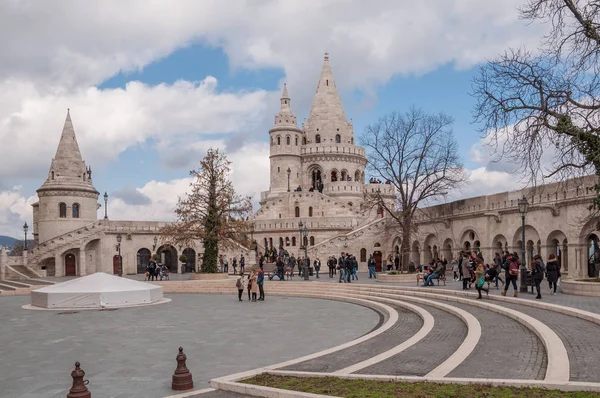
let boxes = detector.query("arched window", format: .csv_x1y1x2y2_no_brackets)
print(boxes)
335,134,341,143
355,170,361,182
264,238,268,249
360,248,367,262
59,202,67,218
295,206,300,217
285,237,290,246
331,170,338,182
315,134,321,143
309,207,313,217
310,236,315,246
351,138,354,144
72,203,80,218
295,136,298,146
302,136,307,145
286,136,290,145
51,171,55,180
279,237,284,248
269,237,273,248
277,136,281,145
341,170,347,181
292,237,296,246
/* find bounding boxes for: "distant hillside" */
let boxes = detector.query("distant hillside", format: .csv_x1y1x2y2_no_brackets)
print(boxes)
0,235,18,247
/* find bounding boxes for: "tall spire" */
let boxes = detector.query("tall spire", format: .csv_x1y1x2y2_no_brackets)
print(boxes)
273,83,297,127
304,52,348,136
51,109,86,179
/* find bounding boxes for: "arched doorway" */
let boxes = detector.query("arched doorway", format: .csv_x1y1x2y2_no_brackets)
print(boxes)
183,248,196,273
588,234,600,278
113,255,121,275
311,168,322,189
157,245,178,273
65,253,76,276
137,248,151,274
373,251,382,272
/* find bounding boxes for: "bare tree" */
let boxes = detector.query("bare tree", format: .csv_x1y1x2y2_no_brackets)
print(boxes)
361,107,468,272
473,0,600,209
161,149,253,273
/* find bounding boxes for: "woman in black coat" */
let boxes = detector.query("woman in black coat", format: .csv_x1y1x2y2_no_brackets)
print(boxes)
546,253,561,295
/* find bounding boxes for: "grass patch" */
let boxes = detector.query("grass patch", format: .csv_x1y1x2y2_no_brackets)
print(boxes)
242,374,600,398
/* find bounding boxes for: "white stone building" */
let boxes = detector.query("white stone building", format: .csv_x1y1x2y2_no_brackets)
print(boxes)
1,53,599,281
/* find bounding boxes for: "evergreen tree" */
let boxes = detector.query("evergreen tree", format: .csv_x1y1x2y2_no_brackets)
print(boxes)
161,149,252,273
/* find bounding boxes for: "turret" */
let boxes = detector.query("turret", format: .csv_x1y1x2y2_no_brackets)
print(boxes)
269,84,303,193
33,110,99,243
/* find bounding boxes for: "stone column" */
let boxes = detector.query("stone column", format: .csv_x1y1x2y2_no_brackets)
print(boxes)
0,248,7,280
54,253,64,277
78,249,86,276
574,247,582,278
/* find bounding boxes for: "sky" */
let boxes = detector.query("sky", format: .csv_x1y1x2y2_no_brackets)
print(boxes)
0,0,549,238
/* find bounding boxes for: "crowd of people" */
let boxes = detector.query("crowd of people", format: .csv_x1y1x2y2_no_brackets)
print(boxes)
230,247,562,302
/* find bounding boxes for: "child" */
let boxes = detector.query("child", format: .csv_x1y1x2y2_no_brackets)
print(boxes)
236,272,245,301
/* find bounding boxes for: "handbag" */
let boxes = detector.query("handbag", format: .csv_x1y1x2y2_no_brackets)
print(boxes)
476,276,485,288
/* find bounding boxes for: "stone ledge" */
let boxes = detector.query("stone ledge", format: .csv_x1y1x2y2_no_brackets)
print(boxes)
188,273,230,280
377,273,418,283
561,279,600,297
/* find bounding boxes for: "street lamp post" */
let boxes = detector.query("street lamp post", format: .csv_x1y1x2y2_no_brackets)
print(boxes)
116,233,123,277
299,221,309,280
287,167,291,192
518,195,529,293
23,222,28,250
103,192,108,219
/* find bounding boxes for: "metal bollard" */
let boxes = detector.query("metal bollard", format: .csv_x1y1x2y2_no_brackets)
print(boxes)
67,362,91,398
172,347,193,391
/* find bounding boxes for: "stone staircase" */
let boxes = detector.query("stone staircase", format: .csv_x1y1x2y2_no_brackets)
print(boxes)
0,278,53,295
11,265,41,278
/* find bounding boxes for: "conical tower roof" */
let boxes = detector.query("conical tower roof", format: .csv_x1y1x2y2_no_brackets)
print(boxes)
37,110,98,194
304,53,348,133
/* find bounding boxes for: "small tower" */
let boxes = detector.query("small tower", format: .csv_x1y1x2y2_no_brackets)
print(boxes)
33,110,100,244
269,84,302,193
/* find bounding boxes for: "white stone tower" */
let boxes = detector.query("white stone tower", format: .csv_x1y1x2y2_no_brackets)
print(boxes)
268,84,303,193
32,110,99,244
300,53,367,202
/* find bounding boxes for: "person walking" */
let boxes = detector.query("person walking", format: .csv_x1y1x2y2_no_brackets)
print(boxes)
351,255,359,280
546,253,560,295
257,265,265,301
328,256,335,278
236,271,245,301
314,258,321,278
247,269,253,301
368,254,377,279
461,253,471,290
249,268,259,302
338,253,346,283
232,257,238,275
240,254,246,274
148,258,157,281
532,254,545,299
475,259,489,299
451,255,459,281
501,252,520,297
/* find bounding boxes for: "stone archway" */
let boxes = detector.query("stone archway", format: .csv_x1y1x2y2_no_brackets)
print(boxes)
137,248,151,274
157,245,178,273
442,238,453,261
183,248,196,273
65,253,76,276
546,230,568,273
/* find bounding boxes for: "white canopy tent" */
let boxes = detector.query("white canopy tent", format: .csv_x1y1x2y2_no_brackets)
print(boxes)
30,272,165,309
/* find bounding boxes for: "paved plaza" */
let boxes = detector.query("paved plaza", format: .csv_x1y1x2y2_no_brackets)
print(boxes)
0,294,379,398
2,273,600,397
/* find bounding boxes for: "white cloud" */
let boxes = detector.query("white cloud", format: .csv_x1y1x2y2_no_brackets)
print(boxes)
106,143,270,221
0,78,274,180
0,187,35,238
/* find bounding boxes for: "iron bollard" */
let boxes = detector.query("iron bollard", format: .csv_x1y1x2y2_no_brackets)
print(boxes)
172,347,193,391
67,362,91,398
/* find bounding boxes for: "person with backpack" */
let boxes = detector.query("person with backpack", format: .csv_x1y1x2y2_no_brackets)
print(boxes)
532,254,545,299
501,252,520,297
235,271,245,301
148,259,157,281
546,253,561,295
257,265,265,301
475,258,489,299
368,254,377,279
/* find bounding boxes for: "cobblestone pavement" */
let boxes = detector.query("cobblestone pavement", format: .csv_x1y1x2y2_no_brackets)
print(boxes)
0,295,379,398
446,302,547,380
281,303,423,373
358,305,467,376
491,300,600,382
